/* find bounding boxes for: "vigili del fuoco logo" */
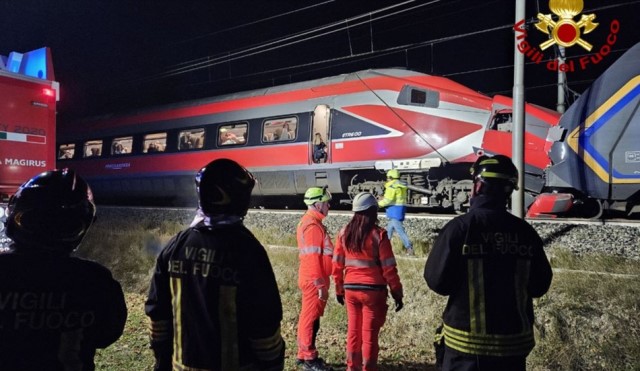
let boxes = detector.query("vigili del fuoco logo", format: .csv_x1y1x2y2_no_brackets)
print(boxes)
514,0,620,72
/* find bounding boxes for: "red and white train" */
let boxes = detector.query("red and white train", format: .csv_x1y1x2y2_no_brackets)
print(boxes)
57,68,561,212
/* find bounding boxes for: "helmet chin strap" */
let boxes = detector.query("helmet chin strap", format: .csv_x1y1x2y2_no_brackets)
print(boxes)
472,180,483,197
312,202,329,216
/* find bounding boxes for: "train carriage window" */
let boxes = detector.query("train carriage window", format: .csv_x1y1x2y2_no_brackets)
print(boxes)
83,140,103,158
397,86,440,108
263,117,297,142
111,136,133,155
218,123,247,146
179,128,205,150
143,132,167,153
58,143,75,159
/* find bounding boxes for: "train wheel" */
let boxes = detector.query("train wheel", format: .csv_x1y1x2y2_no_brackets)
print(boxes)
580,198,604,219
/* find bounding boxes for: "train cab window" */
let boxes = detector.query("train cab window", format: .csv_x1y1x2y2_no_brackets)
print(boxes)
83,140,103,158
218,123,247,146
111,136,133,155
490,110,513,132
143,132,167,153
397,86,439,108
263,117,297,142
58,143,75,159
179,128,205,150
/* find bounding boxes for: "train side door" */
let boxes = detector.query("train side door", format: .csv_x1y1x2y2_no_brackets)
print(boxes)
310,104,331,164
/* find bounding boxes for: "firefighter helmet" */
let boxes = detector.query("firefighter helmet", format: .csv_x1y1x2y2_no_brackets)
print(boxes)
352,192,378,212
386,169,400,179
303,186,332,205
196,158,256,216
5,169,96,253
470,154,519,193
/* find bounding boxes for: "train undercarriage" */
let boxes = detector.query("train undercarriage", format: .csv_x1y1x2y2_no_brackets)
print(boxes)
343,162,474,213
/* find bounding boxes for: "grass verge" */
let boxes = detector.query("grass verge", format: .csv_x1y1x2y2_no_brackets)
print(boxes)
77,217,640,370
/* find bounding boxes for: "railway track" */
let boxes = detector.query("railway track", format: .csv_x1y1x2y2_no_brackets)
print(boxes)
100,205,640,227
246,208,640,227
97,206,640,260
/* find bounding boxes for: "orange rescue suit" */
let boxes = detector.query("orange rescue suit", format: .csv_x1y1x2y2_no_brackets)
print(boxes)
332,226,403,370
296,209,334,361
333,227,402,296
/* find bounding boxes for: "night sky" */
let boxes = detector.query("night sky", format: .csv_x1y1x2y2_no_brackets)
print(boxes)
1,0,639,126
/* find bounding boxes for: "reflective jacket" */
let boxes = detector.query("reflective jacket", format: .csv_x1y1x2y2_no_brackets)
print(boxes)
145,220,285,371
378,179,407,221
296,209,334,288
0,248,127,371
332,226,402,298
424,195,553,357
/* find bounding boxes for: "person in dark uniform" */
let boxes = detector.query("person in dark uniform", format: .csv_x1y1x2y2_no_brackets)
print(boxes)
145,158,285,371
424,155,553,371
0,169,127,371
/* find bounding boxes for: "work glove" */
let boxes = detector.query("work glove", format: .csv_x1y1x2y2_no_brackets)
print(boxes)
318,287,328,301
391,290,403,312
336,295,345,305
394,298,404,312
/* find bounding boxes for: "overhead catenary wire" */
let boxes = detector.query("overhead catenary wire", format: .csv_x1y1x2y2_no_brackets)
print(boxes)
99,0,638,109
170,0,337,46
117,0,432,87
102,1,508,90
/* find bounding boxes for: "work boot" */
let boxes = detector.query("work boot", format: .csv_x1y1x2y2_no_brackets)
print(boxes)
405,248,415,256
302,357,334,371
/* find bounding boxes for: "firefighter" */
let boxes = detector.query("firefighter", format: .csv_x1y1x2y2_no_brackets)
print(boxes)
0,169,127,370
424,155,553,371
378,169,414,255
145,158,285,371
333,192,403,371
296,186,335,371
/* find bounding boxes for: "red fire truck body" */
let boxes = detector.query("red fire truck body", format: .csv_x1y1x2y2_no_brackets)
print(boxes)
0,47,59,250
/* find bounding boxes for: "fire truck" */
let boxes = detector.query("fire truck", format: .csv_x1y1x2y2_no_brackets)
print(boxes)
0,47,59,251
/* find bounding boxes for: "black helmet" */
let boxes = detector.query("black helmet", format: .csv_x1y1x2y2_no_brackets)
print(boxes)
470,154,519,194
6,169,96,253
196,158,256,217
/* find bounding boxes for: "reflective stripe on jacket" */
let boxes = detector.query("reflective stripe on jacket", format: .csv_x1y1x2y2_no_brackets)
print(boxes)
145,221,285,370
378,179,407,221
424,195,553,357
332,226,402,298
297,209,334,288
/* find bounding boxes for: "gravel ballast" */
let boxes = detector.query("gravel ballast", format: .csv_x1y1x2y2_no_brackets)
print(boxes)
100,207,640,260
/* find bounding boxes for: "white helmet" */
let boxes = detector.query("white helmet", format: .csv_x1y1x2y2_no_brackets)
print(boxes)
352,192,378,212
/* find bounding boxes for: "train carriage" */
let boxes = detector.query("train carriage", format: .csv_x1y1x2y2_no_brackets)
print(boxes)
527,42,640,218
57,68,561,211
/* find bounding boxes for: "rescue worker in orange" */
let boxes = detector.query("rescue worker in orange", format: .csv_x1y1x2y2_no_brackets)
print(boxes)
296,186,335,371
333,192,403,371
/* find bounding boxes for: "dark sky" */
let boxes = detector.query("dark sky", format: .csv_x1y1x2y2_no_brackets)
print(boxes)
2,0,639,125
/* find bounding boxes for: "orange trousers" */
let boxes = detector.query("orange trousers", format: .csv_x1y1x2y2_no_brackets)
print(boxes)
297,281,327,360
345,289,388,371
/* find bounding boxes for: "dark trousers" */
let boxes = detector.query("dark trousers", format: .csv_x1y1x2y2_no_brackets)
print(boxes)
442,346,526,371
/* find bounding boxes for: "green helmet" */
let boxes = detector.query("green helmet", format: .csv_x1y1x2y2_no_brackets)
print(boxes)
387,169,400,179
304,186,332,205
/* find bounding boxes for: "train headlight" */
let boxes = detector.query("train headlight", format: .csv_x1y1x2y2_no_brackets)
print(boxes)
0,206,5,218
